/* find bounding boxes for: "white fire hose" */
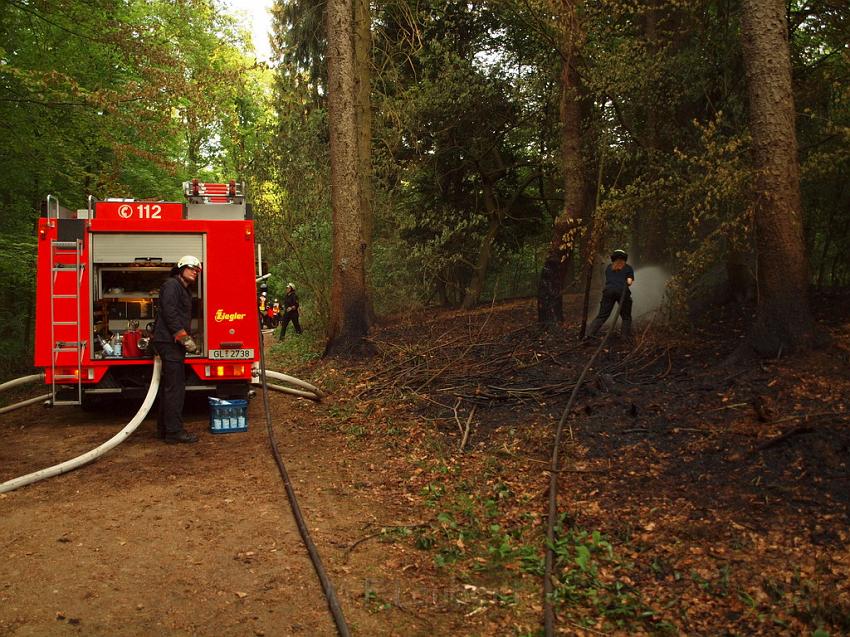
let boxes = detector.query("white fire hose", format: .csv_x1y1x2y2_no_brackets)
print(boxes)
253,370,324,402
0,359,324,493
0,372,49,415
0,394,51,415
0,357,162,494
0,373,44,393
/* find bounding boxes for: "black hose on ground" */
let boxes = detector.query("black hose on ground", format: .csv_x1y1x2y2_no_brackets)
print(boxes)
543,286,627,637
257,326,351,637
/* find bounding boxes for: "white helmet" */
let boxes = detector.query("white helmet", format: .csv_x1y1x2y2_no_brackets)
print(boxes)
287,282,295,290
177,255,202,271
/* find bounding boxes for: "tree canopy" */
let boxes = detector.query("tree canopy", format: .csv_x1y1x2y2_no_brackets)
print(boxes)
1,0,848,369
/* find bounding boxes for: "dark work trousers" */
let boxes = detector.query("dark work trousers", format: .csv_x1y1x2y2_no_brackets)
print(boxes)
155,341,187,436
279,311,302,339
588,287,632,337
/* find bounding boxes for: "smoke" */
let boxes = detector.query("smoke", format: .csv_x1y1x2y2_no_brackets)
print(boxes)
630,265,672,320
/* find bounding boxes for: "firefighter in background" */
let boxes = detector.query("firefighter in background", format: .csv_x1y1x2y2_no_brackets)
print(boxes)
272,299,281,327
153,255,201,444
266,298,277,328
258,291,268,327
586,249,635,339
278,283,303,340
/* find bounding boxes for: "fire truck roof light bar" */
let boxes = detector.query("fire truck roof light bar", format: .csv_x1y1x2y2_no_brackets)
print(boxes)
182,180,244,203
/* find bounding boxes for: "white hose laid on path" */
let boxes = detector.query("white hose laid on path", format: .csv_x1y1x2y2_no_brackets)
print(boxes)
0,357,162,494
254,381,320,401
263,370,325,399
0,373,44,393
0,394,50,415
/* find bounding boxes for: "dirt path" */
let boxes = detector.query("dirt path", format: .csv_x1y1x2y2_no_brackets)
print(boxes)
0,390,457,636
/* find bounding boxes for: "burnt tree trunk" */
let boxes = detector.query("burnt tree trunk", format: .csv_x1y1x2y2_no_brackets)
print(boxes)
325,0,370,356
537,55,586,323
740,0,815,354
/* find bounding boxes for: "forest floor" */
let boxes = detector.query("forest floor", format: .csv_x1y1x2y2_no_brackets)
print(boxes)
1,292,849,636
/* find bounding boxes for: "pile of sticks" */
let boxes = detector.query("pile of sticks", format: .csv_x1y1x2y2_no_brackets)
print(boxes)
360,313,667,407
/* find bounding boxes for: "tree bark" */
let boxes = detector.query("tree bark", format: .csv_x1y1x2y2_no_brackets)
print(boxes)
325,0,371,356
537,53,585,323
353,0,374,318
740,0,816,354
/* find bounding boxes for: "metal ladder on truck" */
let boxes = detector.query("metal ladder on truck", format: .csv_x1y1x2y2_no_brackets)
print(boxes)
48,201,86,405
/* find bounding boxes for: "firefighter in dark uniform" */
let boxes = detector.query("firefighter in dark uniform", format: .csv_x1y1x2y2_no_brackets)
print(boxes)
278,283,303,340
586,249,635,339
154,255,201,444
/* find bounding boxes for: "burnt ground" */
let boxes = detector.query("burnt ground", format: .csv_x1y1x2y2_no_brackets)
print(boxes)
1,291,849,636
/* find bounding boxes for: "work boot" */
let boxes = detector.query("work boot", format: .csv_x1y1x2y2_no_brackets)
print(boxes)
586,317,605,339
164,430,198,444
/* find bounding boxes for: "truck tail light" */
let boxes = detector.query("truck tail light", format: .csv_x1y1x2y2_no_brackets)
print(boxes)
202,365,248,379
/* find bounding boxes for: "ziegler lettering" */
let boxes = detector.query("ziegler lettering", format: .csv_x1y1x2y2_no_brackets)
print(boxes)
215,309,247,322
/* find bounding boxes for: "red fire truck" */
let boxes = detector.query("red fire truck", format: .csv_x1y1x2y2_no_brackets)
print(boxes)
34,180,260,407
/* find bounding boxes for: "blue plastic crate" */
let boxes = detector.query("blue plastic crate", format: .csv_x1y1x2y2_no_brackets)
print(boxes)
208,397,248,434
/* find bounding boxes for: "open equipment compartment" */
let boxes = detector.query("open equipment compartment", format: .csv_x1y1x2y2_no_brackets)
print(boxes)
89,233,206,360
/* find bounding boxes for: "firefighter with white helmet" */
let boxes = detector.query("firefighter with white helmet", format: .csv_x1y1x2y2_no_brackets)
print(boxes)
153,254,202,443
258,291,268,327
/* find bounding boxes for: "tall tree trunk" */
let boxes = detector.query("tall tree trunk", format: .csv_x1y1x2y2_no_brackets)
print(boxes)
740,0,815,354
325,0,370,356
537,54,586,323
353,0,374,317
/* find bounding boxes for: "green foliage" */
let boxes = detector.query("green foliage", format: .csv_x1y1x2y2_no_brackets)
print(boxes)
0,0,263,375
267,327,323,366
266,0,849,322
0,236,37,376
369,1,554,307
544,517,672,633
3,0,847,371
250,65,332,332
411,474,672,633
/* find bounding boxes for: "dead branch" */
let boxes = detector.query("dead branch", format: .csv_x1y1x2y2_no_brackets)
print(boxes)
757,426,815,450
459,406,476,452
344,523,430,561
